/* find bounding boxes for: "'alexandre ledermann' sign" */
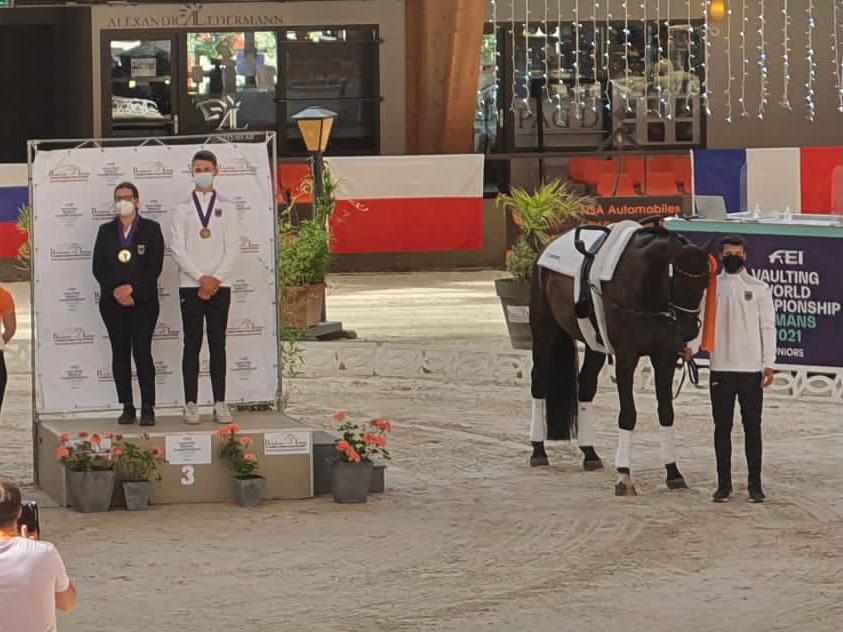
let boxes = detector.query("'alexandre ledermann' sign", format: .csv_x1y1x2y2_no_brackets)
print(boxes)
106,4,285,29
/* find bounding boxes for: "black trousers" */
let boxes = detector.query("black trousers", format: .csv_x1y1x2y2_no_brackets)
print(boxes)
0,350,6,414
710,371,764,488
99,300,159,408
180,287,230,403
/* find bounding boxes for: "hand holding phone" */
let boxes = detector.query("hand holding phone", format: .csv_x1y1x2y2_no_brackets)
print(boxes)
17,501,40,540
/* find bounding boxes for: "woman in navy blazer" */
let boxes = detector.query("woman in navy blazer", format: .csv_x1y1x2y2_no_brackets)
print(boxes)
92,182,164,426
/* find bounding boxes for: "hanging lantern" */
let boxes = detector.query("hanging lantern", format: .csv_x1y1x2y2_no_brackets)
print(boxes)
710,0,727,21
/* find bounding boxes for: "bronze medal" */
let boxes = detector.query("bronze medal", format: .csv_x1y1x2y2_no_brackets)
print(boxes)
200,228,212,239
118,249,132,263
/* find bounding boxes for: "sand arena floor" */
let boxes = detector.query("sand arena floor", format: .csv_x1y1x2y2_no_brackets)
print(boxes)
1,273,841,631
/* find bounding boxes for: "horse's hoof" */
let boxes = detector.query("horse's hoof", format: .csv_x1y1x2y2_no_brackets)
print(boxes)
530,455,549,467
583,459,604,471
614,481,638,496
666,477,689,490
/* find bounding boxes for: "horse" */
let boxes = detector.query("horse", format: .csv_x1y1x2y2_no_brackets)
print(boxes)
528,221,711,495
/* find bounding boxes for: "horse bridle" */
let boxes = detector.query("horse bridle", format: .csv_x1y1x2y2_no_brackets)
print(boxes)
607,261,708,323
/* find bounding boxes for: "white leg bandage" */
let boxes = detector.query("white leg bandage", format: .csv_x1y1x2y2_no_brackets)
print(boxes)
529,398,547,442
659,425,676,465
615,429,633,470
577,402,597,447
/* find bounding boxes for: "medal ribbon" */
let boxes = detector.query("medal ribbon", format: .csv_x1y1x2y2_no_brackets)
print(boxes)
117,217,139,249
192,191,216,231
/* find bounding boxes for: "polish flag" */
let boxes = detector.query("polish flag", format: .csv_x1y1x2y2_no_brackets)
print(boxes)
325,154,485,254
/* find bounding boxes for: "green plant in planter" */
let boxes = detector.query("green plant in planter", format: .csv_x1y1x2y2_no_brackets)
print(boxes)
279,219,332,287
16,205,31,271
497,180,589,280
114,440,164,482
217,424,260,478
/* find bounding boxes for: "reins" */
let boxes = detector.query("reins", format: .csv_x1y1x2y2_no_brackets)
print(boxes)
673,356,700,400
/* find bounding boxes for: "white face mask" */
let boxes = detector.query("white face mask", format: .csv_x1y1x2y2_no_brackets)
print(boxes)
115,200,135,217
193,172,214,189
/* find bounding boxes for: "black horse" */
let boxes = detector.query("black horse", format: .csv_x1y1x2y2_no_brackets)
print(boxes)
529,221,710,495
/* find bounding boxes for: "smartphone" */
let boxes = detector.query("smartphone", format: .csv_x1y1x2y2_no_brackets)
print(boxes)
17,500,40,538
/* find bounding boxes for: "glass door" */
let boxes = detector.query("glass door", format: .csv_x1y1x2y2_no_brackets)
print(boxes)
103,32,179,137
182,31,278,134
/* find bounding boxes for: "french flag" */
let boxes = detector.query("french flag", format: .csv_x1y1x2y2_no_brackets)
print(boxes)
325,154,485,254
0,164,28,260
693,146,843,214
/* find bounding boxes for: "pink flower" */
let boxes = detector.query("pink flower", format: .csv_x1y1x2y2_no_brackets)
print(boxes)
58,433,70,443
56,447,70,460
244,453,257,463
239,437,253,447
152,447,163,458
335,411,348,422
78,432,89,439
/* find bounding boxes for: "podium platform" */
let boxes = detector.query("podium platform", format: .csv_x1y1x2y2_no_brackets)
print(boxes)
36,410,315,507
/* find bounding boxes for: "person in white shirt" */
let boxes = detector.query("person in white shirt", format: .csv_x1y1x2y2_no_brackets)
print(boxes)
0,480,77,632
684,235,776,503
170,150,239,424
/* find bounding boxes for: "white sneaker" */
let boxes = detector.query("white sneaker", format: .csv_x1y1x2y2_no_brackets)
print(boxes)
184,402,200,425
213,401,233,424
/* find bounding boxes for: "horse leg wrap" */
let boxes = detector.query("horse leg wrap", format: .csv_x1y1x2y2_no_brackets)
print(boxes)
615,429,633,471
659,425,676,465
529,398,547,442
577,402,597,447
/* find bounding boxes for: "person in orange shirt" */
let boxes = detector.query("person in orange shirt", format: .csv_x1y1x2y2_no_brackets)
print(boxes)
0,285,17,414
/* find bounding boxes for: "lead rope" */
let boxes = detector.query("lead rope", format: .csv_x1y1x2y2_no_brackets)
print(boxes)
673,357,700,400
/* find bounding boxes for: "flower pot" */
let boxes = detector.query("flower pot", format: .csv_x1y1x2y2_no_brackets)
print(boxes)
282,283,325,329
233,475,265,507
370,464,386,494
331,461,373,504
314,441,341,495
66,469,116,513
122,480,152,511
494,278,532,350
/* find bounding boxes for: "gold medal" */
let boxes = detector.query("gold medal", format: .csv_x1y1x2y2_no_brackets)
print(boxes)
118,249,132,263
200,228,212,239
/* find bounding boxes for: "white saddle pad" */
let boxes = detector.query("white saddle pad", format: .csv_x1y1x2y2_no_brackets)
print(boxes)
537,220,641,354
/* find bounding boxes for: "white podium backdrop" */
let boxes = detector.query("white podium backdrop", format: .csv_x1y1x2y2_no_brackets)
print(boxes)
31,143,278,414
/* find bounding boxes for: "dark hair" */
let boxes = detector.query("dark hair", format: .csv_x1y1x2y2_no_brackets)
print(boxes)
721,235,747,252
192,150,218,168
114,181,139,200
0,480,22,527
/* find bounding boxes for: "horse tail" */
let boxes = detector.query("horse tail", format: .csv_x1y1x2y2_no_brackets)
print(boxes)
530,267,579,441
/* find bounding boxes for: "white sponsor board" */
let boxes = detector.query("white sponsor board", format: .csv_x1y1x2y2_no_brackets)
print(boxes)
32,142,277,413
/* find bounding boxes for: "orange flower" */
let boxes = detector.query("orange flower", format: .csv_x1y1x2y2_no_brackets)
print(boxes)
58,433,70,443
336,440,350,452
111,447,124,457
370,419,393,432
244,453,257,463
335,411,348,422
363,434,378,446
78,432,89,439
91,434,102,445
347,447,361,463
229,423,241,434
56,446,70,460
152,447,163,458
239,437,253,447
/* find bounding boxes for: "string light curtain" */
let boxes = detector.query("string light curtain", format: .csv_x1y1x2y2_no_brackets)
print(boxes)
781,0,792,110
757,0,768,119
835,0,843,112
805,0,816,122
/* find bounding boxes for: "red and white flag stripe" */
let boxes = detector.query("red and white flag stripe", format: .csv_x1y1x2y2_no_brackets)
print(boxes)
325,154,485,254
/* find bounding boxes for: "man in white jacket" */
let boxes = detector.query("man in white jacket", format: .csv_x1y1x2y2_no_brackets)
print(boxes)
170,150,239,425
685,235,776,503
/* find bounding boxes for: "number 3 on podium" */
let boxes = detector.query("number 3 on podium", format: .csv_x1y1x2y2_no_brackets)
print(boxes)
181,465,195,486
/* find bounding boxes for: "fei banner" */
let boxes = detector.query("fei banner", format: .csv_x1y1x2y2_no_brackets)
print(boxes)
670,221,843,369
32,142,277,413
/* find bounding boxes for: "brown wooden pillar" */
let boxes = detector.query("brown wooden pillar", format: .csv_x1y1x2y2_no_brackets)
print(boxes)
405,0,486,154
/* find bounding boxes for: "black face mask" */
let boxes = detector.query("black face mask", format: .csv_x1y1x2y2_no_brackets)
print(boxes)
722,254,745,274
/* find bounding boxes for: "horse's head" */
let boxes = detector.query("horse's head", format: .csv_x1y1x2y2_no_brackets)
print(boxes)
670,239,711,342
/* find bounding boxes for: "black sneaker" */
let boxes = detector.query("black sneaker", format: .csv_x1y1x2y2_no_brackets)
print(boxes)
749,486,766,503
139,407,156,427
118,405,136,424
712,486,732,502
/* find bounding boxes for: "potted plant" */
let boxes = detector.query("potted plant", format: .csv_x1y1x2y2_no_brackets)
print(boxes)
56,432,117,513
114,437,164,511
494,180,589,350
332,412,393,504
217,424,264,507
279,167,337,330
